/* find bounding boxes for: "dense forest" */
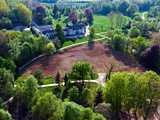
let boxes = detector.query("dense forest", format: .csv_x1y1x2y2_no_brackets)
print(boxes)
0,0,160,120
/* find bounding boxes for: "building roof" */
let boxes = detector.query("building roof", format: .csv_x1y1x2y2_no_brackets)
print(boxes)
37,25,54,34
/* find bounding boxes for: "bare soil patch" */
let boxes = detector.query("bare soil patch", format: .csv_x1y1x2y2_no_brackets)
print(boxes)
24,43,144,76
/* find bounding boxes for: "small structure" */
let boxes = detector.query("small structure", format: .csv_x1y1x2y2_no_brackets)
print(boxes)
32,25,55,39
64,22,89,39
32,22,89,40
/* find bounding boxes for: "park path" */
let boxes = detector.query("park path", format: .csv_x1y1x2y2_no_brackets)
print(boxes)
39,73,107,88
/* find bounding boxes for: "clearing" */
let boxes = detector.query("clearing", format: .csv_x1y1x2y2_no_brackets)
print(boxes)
24,43,144,76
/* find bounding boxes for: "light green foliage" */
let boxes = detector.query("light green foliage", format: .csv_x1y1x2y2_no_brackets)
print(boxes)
0,0,9,17
93,15,111,33
130,36,149,57
15,3,32,26
104,71,160,118
81,88,95,107
6,31,47,66
32,92,64,120
0,68,14,101
68,61,98,80
109,13,130,29
63,102,106,120
0,109,13,120
45,42,56,54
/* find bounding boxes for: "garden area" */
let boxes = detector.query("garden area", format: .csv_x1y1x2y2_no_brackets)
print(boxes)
24,42,144,76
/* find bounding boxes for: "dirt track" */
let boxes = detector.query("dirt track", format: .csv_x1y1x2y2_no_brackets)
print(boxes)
25,43,144,76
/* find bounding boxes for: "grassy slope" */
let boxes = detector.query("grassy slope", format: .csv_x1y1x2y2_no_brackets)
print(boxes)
93,15,111,33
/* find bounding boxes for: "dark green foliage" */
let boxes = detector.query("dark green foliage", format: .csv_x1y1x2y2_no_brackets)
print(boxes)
0,57,16,73
34,5,47,25
0,17,12,29
111,34,127,52
118,1,129,15
68,86,79,102
129,27,140,38
0,68,14,101
85,8,93,25
140,45,160,73
10,75,38,120
127,4,139,17
55,24,64,47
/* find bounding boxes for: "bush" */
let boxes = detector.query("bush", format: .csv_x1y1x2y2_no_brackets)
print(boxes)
129,27,140,38
140,45,160,72
68,61,98,80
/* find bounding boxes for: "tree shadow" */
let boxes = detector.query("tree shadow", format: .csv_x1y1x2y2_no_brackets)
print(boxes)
88,41,95,50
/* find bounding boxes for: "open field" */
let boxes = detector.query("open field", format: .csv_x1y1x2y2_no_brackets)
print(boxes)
93,15,111,33
24,43,144,76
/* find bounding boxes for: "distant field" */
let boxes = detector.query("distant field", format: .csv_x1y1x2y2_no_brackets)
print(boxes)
93,15,111,33
93,14,130,33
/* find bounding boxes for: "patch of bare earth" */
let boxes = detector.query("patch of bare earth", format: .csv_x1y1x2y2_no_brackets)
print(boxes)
24,43,144,76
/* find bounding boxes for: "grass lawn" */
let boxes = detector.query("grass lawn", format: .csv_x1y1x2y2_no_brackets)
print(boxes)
62,37,89,47
93,15,111,33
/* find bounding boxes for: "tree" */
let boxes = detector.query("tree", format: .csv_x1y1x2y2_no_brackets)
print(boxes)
63,102,105,120
55,71,61,84
118,1,129,15
55,24,64,47
68,86,79,102
15,3,32,26
0,17,12,29
89,27,95,40
80,87,95,107
127,4,139,17
0,57,16,73
68,61,98,80
111,34,127,52
88,27,95,49
45,42,56,55
101,3,112,15
140,45,160,73
85,8,93,25
32,92,64,120
69,11,78,24
0,68,14,101
52,5,59,19
95,87,103,106
0,0,9,17
10,75,38,120
104,71,160,119
34,5,47,25
0,109,13,120
64,73,69,87
129,27,140,38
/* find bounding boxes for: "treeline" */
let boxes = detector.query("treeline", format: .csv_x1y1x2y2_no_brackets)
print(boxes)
92,0,160,17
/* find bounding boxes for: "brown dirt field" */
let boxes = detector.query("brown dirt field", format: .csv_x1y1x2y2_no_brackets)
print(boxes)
24,43,144,76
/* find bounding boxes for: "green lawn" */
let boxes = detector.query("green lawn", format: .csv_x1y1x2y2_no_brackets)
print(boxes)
62,37,89,47
93,15,111,33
